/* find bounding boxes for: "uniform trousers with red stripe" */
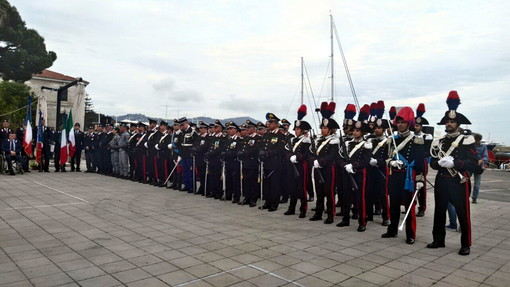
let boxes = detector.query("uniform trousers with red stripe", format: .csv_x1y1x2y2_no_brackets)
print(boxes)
288,161,309,213
313,165,336,219
432,172,472,248
387,170,417,239
342,169,367,226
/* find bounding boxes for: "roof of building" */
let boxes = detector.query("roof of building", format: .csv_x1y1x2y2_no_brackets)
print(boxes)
32,69,78,82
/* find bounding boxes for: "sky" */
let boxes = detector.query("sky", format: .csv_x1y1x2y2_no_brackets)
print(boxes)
9,0,510,144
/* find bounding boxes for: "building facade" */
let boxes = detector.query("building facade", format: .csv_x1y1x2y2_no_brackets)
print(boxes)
25,70,89,129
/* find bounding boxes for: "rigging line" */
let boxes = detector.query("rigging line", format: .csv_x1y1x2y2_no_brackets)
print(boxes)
303,60,321,126
304,74,318,129
0,99,38,117
332,18,360,111
317,57,331,102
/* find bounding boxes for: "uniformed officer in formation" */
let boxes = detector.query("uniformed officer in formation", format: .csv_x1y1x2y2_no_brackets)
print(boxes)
75,95,478,255
413,103,433,217
427,91,478,255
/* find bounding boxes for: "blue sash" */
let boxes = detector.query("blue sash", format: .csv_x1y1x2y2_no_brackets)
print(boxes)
394,153,415,192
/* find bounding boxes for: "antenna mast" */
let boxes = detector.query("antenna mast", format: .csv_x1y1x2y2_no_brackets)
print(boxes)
301,57,304,105
330,14,334,102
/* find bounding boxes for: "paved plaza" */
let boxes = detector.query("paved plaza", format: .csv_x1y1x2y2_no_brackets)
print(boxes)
1,169,509,286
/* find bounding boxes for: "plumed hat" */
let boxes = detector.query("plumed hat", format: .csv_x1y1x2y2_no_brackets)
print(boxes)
437,91,471,125
415,103,429,125
293,104,311,131
319,102,339,129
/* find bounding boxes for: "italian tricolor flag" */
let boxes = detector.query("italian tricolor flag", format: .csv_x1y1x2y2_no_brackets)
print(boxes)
67,110,75,158
60,114,68,165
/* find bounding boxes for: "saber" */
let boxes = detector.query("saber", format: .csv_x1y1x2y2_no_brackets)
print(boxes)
163,157,181,185
192,155,196,194
311,166,318,201
221,160,226,202
259,159,264,209
398,187,420,231
204,159,209,197
239,160,244,204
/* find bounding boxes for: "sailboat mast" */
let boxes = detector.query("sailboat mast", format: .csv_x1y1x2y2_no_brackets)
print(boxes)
300,57,304,105
330,14,334,102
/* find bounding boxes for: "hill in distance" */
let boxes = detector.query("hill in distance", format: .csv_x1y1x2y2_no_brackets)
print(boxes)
115,114,262,125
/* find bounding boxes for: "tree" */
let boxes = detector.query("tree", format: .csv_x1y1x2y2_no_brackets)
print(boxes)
0,0,57,82
0,81,35,125
84,93,98,129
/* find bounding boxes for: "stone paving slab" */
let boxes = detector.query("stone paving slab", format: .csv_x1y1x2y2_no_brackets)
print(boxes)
0,170,509,286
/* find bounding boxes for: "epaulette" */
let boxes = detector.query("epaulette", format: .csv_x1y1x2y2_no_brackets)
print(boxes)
329,138,340,144
364,142,373,149
463,135,475,145
302,137,312,144
413,136,424,145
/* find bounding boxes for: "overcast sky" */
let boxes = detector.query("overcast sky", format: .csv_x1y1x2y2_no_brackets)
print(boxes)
10,0,510,144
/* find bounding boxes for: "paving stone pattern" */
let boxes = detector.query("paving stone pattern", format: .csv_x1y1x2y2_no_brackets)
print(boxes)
1,171,509,286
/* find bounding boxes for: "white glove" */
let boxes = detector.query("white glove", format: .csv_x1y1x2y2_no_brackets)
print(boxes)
313,160,321,169
390,160,403,169
155,144,160,150
167,143,173,149
345,163,355,174
442,159,455,168
144,142,148,148
177,156,182,162
439,156,454,168
290,155,298,164
369,158,378,167
416,181,424,190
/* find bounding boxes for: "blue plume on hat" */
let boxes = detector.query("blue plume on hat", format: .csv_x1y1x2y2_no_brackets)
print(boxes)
297,105,307,120
447,91,461,111
376,100,385,119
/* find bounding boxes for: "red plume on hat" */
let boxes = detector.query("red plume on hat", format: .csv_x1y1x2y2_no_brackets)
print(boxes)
320,101,336,119
344,104,356,120
416,103,426,118
447,90,461,111
394,106,415,126
357,104,370,122
297,104,307,120
389,106,396,120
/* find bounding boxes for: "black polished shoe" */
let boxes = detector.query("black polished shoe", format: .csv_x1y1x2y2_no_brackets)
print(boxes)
357,225,366,232
259,204,269,210
366,216,374,222
417,210,425,217
309,215,322,221
206,194,214,198
284,209,295,215
406,238,415,245
324,217,334,224
299,212,306,218
458,246,470,256
381,232,397,238
268,207,277,212
232,199,239,204
426,241,445,249
381,220,390,226
249,201,257,207
336,220,349,227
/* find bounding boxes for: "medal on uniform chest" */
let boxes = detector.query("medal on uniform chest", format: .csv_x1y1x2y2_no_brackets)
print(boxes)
271,137,277,144
249,139,255,146
230,142,236,149
214,140,220,149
